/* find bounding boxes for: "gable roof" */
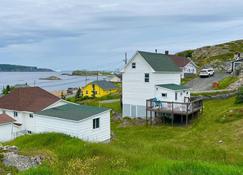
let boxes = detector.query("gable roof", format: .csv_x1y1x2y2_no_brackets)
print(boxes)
91,80,117,90
169,55,191,67
156,84,189,90
0,87,60,112
137,51,181,72
36,104,109,121
0,114,16,124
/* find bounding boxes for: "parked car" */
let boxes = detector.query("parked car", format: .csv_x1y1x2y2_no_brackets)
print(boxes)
199,68,214,78
207,68,215,76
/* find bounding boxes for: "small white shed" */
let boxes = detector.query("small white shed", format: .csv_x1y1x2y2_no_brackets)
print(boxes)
155,84,190,103
0,114,16,142
35,104,111,142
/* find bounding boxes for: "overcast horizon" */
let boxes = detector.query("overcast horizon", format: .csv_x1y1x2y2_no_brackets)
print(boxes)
0,0,243,71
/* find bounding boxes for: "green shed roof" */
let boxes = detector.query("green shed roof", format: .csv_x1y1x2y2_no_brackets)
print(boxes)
138,51,180,72
35,104,110,121
156,84,189,90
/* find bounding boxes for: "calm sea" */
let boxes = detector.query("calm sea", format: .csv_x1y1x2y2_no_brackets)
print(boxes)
0,72,105,92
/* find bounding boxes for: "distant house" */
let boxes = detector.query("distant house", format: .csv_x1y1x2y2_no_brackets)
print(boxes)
0,87,111,142
122,50,203,123
82,80,117,98
106,75,121,83
169,54,197,78
230,52,243,75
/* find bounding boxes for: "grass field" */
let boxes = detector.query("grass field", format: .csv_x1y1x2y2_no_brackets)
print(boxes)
214,76,239,90
3,97,243,174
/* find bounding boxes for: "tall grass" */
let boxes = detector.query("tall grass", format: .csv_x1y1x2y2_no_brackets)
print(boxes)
5,97,243,174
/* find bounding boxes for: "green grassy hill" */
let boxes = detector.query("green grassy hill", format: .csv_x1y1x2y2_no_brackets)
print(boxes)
2,97,243,174
177,39,243,67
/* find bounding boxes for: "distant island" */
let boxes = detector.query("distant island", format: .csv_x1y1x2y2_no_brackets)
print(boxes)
39,76,62,80
0,64,54,72
72,70,112,76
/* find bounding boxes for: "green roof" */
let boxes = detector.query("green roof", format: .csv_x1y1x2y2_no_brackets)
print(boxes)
91,80,117,90
138,51,180,72
35,104,109,121
156,84,189,90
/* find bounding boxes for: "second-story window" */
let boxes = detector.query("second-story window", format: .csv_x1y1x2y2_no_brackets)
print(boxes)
132,62,136,69
29,114,33,118
145,73,150,82
14,111,18,117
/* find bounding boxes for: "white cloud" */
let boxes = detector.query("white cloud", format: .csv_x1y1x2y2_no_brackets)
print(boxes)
0,0,243,69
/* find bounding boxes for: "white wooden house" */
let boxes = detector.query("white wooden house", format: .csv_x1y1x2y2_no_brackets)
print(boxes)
169,55,197,78
0,87,111,142
122,50,203,122
122,51,182,118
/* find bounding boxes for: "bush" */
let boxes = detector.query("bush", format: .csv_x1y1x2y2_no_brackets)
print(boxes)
235,87,243,104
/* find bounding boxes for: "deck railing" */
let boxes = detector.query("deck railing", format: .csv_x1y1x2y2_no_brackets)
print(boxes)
146,97,203,115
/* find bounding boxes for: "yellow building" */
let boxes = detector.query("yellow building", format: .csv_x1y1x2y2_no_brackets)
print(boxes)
82,80,117,98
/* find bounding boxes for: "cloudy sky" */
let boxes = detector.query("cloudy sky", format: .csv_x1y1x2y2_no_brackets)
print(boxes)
0,0,243,71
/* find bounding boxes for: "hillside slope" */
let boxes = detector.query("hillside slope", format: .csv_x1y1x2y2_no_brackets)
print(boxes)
177,39,243,67
0,64,53,72
2,97,243,175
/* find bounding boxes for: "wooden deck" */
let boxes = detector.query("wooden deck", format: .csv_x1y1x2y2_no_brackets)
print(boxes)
146,97,203,125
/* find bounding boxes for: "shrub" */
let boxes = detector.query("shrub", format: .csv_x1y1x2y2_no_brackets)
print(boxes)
235,87,243,104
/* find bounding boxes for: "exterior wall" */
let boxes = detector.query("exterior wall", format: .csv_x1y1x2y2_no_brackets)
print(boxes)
0,123,14,142
181,62,197,78
122,53,181,118
82,84,117,98
154,87,190,103
34,111,111,142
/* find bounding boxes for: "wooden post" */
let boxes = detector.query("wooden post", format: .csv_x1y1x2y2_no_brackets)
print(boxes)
171,102,174,127
146,100,148,126
186,103,188,126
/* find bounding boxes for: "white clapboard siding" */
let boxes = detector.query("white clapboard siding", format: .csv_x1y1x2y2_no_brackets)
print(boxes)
0,123,14,142
122,53,181,115
34,111,111,142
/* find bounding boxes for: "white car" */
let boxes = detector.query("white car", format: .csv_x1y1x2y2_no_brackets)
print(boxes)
207,68,215,76
199,68,214,78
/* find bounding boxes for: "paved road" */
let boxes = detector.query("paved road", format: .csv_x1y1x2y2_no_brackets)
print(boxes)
186,72,229,91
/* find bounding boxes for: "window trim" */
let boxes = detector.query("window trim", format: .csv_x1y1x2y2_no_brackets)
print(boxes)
14,111,18,117
132,62,136,69
144,73,150,83
161,93,167,97
93,118,100,129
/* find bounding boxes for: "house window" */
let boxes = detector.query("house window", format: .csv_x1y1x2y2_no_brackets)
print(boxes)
14,111,18,117
27,131,32,134
86,90,88,94
175,92,178,101
145,73,149,82
132,62,136,69
93,118,100,129
162,93,167,97
29,114,33,118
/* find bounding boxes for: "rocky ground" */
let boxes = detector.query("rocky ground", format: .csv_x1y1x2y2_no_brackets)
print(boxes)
0,145,43,172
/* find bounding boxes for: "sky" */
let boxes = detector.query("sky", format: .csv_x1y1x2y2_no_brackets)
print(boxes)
0,0,243,71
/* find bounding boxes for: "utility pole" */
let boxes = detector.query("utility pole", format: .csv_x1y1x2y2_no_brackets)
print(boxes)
123,52,128,65
85,71,88,86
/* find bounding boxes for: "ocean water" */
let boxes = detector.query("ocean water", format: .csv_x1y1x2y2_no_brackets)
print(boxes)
0,72,105,92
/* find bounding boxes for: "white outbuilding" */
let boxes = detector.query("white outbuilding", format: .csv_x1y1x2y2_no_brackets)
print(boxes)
35,104,111,142
0,114,16,142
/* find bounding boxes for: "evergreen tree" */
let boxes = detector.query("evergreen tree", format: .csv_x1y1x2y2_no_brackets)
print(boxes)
75,88,81,100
